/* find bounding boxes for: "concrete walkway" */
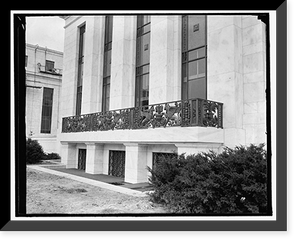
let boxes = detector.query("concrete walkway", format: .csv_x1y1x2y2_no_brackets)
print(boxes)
28,164,148,198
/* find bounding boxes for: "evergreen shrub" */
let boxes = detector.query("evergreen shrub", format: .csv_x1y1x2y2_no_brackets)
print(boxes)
26,138,61,164
42,152,61,160
26,138,45,164
148,144,268,214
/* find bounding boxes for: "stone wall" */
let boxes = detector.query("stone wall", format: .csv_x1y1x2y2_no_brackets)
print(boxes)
26,44,63,153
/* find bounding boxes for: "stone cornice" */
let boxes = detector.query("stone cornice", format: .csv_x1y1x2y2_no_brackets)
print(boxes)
26,43,63,56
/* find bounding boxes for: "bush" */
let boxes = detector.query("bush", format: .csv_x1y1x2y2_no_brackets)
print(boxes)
42,152,61,160
26,138,61,164
26,138,45,164
148,144,268,214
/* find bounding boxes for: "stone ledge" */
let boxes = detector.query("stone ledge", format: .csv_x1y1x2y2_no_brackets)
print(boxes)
60,126,224,145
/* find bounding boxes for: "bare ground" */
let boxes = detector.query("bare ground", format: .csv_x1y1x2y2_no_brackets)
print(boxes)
26,167,169,214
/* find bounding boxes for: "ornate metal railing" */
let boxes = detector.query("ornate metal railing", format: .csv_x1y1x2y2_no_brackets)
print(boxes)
61,98,223,133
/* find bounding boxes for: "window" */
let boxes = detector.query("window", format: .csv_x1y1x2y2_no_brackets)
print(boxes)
45,60,55,72
182,15,207,100
76,24,86,115
102,16,113,112
41,87,53,133
135,15,151,107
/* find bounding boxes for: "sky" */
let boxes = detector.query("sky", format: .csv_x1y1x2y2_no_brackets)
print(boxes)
26,16,65,52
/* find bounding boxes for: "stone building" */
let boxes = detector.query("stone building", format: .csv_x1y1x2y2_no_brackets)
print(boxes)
25,43,63,153
59,15,267,183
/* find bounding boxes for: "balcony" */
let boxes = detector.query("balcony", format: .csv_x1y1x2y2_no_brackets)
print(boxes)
37,63,62,76
62,98,223,133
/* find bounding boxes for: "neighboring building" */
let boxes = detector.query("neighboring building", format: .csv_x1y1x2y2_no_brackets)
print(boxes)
59,15,267,183
25,43,63,153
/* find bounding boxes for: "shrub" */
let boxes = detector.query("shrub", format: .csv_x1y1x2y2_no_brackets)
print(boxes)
26,138,61,164
26,138,45,164
42,152,61,160
148,144,268,214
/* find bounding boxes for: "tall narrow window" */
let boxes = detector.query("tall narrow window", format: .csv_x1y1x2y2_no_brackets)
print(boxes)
41,87,53,133
182,15,207,100
135,15,151,107
102,16,113,112
76,24,86,115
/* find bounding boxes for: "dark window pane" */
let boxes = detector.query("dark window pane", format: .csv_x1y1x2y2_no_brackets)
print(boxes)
105,16,113,44
137,32,150,67
41,88,53,133
105,85,110,111
137,15,151,28
136,16,150,107
188,59,206,80
142,24,150,34
102,77,110,112
137,16,143,28
182,79,188,100
188,15,206,50
45,60,54,72
182,15,207,100
106,82,110,99
77,63,84,86
103,49,111,77
139,64,149,74
188,47,206,61
141,74,149,99
182,63,188,83
136,74,149,106
76,25,85,115
188,77,206,100
79,25,85,57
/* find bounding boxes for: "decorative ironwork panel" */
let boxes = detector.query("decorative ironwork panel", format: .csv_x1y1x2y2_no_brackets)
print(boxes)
61,98,223,133
109,150,125,178
202,100,222,128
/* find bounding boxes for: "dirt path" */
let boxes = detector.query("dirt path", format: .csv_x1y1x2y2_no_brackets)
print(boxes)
27,167,168,214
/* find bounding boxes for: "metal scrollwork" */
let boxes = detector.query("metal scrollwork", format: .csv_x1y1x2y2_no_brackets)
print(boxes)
61,98,223,133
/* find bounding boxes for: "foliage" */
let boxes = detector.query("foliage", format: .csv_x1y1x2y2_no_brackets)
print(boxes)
148,144,268,214
26,138,61,164
26,138,45,164
42,152,61,160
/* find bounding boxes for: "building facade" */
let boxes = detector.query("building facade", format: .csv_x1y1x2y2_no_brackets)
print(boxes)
25,43,63,153
59,15,267,183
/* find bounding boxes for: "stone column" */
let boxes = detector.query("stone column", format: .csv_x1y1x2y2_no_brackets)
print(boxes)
60,142,77,168
175,143,222,156
123,143,148,183
81,16,105,114
110,16,137,110
149,16,181,104
85,143,104,174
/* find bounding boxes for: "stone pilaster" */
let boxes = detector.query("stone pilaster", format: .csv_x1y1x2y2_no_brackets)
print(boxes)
85,143,104,174
149,16,181,104
110,16,137,110
124,143,148,183
60,142,77,168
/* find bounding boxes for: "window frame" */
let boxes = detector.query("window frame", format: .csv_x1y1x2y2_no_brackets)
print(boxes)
181,15,207,101
76,24,86,116
45,60,55,72
40,87,54,134
102,15,113,112
135,15,151,107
